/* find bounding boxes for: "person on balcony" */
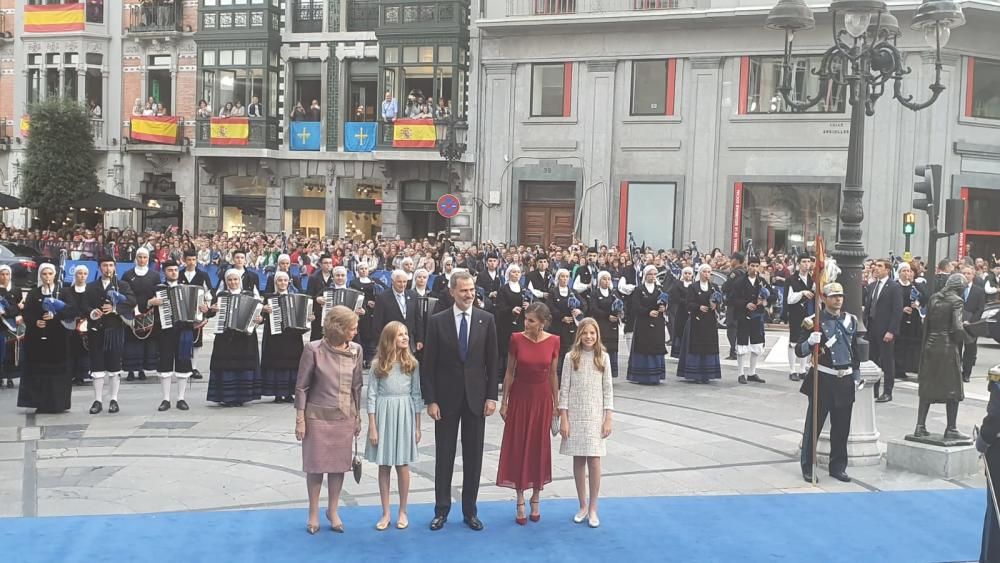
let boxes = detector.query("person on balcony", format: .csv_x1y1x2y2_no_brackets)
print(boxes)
436,98,451,119
381,91,397,123
307,100,321,122
291,102,306,122
248,96,262,117
197,99,212,119
142,102,156,116
219,102,234,118
89,100,102,118
232,100,246,117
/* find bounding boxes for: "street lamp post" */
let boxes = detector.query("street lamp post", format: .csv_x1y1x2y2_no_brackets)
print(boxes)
437,117,468,236
764,0,965,322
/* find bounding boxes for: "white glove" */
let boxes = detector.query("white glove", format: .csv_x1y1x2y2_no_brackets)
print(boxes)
807,332,822,346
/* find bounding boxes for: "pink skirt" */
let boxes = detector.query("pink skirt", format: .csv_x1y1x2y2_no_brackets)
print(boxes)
302,418,354,474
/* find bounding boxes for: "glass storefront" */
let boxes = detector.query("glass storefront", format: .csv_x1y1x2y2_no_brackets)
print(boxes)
283,177,327,238
338,179,383,240
739,183,840,255
222,176,267,234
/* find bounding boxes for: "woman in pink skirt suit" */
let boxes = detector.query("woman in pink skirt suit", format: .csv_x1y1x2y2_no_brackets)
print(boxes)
295,305,363,534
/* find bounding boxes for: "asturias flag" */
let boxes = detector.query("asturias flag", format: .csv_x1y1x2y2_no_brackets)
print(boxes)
210,117,249,146
130,116,179,145
344,122,377,152
24,3,85,33
392,118,436,148
289,121,321,151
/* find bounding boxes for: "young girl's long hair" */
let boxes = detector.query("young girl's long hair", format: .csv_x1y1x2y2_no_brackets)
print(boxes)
374,321,418,378
569,317,606,372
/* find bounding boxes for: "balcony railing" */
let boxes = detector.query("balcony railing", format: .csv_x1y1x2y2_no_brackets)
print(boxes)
346,0,379,31
376,118,458,150
195,117,280,150
90,118,105,142
127,0,183,33
502,0,692,17
291,0,324,33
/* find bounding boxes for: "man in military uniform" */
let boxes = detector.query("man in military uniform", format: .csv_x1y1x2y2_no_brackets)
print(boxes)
796,282,860,483
976,365,1000,562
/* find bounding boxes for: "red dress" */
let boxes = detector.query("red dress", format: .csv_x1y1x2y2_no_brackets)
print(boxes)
496,332,561,490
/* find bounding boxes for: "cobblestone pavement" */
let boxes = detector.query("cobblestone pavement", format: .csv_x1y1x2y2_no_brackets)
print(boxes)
1,330,996,518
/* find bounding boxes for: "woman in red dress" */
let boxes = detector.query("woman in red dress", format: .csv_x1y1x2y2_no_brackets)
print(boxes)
497,301,560,525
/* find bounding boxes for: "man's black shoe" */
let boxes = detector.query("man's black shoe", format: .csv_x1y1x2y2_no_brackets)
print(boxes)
726,354,737,360
191,370,203,380
138,372,147,381
875,394,892,403
176,400,190,411
463,516,484,531
747,374,766,384
802,471,815,483
89,401,103,415
738,375,748,384
963,376,971,383
126,372,135,381
830,471,851,483
789,373,800,382
429,516,447,531
108,400,120,414
158,400,171,412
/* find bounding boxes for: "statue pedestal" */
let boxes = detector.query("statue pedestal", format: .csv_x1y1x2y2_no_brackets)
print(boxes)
816,361,883,467
886,438,978,478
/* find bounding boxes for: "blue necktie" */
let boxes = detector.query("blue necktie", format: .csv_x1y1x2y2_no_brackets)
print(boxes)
459,312,468,362
964,286,970,302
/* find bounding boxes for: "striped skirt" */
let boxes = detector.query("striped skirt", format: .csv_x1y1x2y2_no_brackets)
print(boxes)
626,345,666,385
261,369,296,398
207,369,262,405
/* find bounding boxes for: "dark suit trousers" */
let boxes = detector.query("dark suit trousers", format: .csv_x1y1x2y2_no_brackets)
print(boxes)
871,337,896,397
800,394,852,476
434,391,486,519
960,339,978,379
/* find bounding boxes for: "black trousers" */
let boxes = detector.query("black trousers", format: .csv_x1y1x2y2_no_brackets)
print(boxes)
871,336,896,397
960,339,978,379
726,319,737,355
800,392,853,476
309,318,323,342
157,327,193,374
434,394,485,520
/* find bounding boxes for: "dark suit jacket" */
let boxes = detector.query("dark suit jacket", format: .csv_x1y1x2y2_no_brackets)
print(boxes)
84,278,137,331
373,288,418,349
420,306,499,417
866,277,903,338
964,284,987,323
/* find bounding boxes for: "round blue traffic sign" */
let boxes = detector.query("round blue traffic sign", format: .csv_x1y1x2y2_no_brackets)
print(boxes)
437,194,461,219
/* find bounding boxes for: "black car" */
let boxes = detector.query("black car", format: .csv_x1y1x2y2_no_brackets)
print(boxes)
0,243,44,291
982,302,1000,345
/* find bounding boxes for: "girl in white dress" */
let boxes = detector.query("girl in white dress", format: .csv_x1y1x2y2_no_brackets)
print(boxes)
558,317,614,528
365,321,423,531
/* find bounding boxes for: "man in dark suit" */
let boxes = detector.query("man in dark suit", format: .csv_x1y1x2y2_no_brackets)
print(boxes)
373,269,418,352
868,259,903,403
421,270,498,532
960,264,987,382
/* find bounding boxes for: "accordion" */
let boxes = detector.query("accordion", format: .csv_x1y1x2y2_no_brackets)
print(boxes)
268,293,313,335
323,288,364,326
157,285,205,329
214,293,263,334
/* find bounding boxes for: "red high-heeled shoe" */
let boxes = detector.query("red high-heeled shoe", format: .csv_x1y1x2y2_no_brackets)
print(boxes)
529,499,541,522
515,502,527,526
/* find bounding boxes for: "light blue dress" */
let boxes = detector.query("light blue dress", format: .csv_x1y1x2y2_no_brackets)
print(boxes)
364,360,423,466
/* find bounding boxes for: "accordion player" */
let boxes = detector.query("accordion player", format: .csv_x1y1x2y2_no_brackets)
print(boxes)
148,261,206,411
206,269,264,407
261,273,310,402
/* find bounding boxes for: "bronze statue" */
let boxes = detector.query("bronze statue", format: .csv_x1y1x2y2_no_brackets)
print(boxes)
909,273,974,445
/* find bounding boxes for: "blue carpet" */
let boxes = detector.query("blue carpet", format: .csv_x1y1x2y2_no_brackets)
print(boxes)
0,489,985,563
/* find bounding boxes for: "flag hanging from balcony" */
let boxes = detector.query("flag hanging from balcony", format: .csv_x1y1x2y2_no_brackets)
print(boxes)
289,121,321,151
392,118,436,148
130,116,179,145
344,122,377,152
24,3,85,33
210,117,249,146
19,116,30,138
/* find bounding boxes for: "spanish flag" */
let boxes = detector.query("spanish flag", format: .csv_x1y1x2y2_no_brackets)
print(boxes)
24,4,85,33
19,116,29,138
392,118,436,148
210,117,249,146
130,116,179,145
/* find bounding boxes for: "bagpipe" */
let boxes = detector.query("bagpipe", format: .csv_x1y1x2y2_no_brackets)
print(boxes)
909,285,927,317
750,286,771,319
611,295,625,322
657,290,670,309
568,293,583,325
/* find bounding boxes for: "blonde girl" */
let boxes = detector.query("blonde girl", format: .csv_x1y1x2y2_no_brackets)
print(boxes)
558,317,614,528
366,321,423,531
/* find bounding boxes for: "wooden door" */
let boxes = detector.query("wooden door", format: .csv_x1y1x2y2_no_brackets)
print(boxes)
520,203,575,248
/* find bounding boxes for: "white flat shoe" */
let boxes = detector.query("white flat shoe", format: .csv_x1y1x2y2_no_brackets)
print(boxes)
573,511,587,524
588,515,600,528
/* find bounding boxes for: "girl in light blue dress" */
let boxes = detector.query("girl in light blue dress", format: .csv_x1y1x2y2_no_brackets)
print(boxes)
365,321,423,531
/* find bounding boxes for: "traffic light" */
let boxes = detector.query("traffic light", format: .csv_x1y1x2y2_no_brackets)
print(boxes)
903,211,916,235
913,164,942,226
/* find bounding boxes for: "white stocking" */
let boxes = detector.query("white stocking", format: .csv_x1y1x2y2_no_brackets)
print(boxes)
737,353,747,376
92,374,105,402
749,353,759,375
160,374,173,401
177,377,190,401
787,346,797,374
109,373,121,401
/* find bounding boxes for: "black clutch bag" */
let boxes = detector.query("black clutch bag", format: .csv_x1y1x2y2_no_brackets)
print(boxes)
352,434,363,484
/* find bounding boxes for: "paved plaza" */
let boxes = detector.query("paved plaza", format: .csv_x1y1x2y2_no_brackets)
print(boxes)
0,330,997,520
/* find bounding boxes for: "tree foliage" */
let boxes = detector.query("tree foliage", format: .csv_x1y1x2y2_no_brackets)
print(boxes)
20,99,99,227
